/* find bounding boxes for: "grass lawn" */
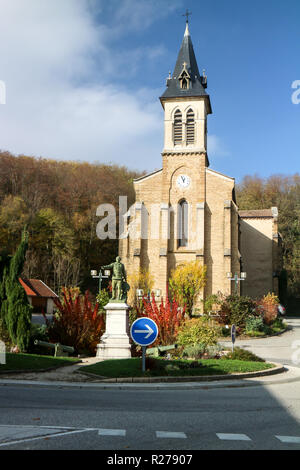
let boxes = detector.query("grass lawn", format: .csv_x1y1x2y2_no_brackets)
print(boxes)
0,353,80,372
81,358,274,378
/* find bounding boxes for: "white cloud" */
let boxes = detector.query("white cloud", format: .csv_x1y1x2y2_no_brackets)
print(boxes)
0,0,169,171
0,0,225,173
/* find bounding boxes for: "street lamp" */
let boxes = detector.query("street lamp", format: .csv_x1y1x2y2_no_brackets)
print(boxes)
227,272,247,295
91,269,111,292
155,289,162,299
137,289,144,299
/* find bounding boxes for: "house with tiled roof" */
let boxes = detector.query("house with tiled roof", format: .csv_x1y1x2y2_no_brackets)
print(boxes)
19,278,58,314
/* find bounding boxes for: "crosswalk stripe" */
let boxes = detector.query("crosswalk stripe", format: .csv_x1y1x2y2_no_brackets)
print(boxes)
156,431,187,439
217,433,251,441
275,435,300,443
98,429,126,437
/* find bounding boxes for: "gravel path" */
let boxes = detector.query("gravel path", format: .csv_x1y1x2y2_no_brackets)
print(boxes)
0,357,103,383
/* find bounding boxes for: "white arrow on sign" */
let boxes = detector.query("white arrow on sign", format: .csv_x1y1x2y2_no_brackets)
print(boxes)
133,324,154,339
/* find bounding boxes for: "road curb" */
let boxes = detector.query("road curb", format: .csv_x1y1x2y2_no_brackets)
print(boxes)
77,362,285,383
1,365,300,391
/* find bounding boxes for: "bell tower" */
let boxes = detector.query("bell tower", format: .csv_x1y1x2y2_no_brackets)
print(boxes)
160,20,212,160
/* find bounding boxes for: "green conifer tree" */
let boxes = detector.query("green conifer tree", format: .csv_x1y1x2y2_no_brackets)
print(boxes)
0,227,32,351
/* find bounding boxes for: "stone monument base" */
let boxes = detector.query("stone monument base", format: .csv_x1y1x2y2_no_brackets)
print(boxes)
96,302,132,360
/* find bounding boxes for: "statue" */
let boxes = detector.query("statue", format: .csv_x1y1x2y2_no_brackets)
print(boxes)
102,256,130,303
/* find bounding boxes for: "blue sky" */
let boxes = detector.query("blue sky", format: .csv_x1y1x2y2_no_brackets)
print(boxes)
0,0,299,182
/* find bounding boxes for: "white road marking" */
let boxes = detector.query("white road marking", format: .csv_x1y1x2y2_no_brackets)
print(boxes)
98,429,126,437
276,435,300,444
156,431,187,439
0,428,94,447
217,433,251,441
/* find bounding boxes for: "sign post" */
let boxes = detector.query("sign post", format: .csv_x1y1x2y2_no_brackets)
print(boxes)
130,318,158,372
231,324,236,353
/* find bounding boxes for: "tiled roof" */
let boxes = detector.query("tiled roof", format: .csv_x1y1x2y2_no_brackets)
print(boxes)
239,209,273,218
19,278,58,298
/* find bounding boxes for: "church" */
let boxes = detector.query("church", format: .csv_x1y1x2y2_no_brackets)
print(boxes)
119,21,281,305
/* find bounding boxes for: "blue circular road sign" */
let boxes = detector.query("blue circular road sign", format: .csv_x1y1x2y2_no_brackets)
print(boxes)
231,324,236,344
130,318,158,347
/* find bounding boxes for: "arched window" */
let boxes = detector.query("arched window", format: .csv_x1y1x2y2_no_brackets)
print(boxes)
173,110,182,145
179,71,189,90
178,200,188,247
186,109,195,144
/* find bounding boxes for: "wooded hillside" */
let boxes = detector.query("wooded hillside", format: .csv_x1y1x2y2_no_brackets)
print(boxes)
0,151,141,293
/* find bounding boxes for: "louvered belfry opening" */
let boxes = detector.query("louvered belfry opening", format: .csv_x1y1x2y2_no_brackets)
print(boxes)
186,108,195,144
173,110,183,145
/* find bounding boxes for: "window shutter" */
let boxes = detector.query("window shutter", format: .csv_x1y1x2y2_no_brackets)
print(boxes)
174,110,182,145
186,109,195,144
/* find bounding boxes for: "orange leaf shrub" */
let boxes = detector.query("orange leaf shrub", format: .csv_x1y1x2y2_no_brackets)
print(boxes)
259,293,279,325
136,291,186,346
44,287,105,354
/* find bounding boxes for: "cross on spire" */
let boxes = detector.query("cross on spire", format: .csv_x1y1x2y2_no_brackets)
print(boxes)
182,9,192,23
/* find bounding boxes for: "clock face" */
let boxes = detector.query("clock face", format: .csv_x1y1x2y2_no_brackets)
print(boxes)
176,174,191,189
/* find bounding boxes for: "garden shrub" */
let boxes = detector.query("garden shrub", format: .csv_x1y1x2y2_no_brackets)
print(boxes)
206,343,223,358
96,289,110,312
182,343,223,359
203,294,223,315
245,316,265,333
223,347,265,362
271,317,286,330
176,317,219,348
218,295,257,328
181,343,207,359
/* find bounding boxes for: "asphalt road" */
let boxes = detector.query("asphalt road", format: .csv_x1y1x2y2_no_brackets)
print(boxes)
0,317,299,452
0,380,300,451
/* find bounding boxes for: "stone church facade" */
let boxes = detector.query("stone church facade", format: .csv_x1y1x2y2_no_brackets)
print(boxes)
119,22,281,305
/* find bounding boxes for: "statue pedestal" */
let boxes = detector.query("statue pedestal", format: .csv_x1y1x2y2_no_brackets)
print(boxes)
96,303,132,360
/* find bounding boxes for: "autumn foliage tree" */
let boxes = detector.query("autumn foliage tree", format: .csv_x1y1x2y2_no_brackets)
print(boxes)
169,261,207,316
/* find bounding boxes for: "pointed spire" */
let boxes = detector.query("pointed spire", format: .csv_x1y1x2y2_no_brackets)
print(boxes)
184,21,190,37
160,21,212,114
